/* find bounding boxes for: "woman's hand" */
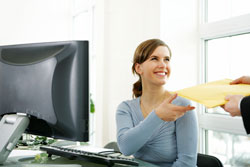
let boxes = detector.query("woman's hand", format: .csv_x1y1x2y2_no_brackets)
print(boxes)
155,93,195,121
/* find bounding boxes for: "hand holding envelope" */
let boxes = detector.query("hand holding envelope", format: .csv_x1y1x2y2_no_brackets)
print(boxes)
175,79,250,108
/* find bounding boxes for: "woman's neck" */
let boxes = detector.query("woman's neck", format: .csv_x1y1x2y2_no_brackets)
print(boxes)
141,86,167,106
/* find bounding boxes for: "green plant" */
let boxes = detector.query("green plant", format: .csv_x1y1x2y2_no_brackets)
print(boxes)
33,136,55,145
17,135,56,147
90,94,95,113
32,153,49,163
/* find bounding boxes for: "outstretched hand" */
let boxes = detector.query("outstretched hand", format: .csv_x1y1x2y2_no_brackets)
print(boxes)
155,93,195,121
222,95,243,116
230,76,250,85
221,76,250,116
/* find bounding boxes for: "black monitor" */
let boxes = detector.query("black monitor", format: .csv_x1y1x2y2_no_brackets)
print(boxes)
0,40,89,142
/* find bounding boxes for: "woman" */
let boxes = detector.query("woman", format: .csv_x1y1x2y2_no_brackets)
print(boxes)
116,39,198,167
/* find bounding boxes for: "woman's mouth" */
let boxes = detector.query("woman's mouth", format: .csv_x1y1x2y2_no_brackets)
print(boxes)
154,72,167,77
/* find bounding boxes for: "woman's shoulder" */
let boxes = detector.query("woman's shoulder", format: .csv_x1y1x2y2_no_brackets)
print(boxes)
117,98,140,112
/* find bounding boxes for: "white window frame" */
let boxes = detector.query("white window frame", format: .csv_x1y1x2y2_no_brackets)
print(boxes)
198,0,250,154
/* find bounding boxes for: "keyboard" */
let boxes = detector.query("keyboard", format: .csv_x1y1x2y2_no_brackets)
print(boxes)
40,145,139,167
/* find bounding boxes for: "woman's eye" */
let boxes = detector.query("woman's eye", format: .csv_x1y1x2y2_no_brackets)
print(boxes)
165,58,170,61
151,57,157,60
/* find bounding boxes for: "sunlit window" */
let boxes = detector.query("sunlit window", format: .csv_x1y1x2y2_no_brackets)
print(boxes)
206,130,250,166
206,0,250,22
206,33,250,115
201,1,250,166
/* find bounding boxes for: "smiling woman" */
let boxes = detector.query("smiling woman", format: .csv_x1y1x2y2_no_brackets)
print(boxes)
131,39,172,98
116,39,198,167
136,46,171,88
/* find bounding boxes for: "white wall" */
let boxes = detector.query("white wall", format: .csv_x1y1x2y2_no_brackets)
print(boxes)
94,0,161,146
160,0,199,91
0,0,72,45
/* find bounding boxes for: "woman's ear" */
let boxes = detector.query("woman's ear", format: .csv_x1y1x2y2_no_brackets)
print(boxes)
135,63,143,75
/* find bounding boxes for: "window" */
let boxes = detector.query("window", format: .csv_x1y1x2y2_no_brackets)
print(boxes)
200,0,250,166
206,130,250,166
206,34,250,115
206,0,250,23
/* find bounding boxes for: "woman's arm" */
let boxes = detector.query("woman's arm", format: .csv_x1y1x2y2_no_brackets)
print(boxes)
116,102,164,156
172,100,198,167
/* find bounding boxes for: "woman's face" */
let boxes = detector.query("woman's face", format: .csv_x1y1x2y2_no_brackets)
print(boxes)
136,46,171,86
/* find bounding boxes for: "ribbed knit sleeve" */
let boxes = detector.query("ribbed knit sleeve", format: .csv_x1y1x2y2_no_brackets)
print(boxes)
116,97,198,167
116,101,164,156
172,98,198,167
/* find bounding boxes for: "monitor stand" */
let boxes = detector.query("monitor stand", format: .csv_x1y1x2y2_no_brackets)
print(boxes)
0,114,29,164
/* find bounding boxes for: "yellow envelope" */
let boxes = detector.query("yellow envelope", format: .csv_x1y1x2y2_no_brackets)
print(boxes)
176,79,250,108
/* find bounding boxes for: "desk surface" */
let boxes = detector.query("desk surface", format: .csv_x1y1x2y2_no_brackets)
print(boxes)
1,150,157,167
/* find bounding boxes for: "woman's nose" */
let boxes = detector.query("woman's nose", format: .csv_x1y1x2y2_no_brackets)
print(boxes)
158,59,167,68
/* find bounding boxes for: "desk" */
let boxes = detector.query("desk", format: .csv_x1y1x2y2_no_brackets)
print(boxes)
0,150,157,167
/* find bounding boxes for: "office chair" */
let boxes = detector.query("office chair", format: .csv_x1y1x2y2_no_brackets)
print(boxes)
104,141,120,152
104,142,223,167
197,153,223,167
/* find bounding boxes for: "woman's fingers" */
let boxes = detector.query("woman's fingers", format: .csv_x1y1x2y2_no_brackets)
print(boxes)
172,105,195,112
166,93,178,103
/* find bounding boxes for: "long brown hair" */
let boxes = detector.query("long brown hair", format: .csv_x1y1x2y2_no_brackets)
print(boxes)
132,39,171,98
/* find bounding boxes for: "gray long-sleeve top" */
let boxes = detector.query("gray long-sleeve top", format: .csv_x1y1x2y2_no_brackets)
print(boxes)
116,96,198,167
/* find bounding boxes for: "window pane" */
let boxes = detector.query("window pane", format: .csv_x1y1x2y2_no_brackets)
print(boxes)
206,130,250,166
206,0,250,22
207,107,230,115
206,33,250,114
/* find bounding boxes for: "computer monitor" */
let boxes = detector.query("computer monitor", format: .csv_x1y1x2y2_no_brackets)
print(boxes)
0,40,89,162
